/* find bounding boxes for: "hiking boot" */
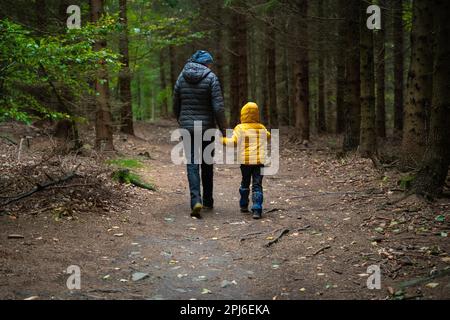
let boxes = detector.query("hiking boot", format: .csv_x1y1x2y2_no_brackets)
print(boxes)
239,187,250,211
191,203,203,219
251,191,263,214
252,210,262,220
203,198,214,211
240,207,250,213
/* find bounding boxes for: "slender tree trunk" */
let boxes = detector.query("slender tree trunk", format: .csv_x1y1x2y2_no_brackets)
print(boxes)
214,29,224,92
237,7,248,111
136,71,142,120
360,0,377,158
169,46,178,91
90,0,114,151
413,0,450,197
118,0,134,135
260,35,270,125
336,13,345,134
342,0,361,151
317,0,326,133
266,9,278,128
279,28,290,127
402,0,433,166
159,50,168,118
288,18,296,127
375,0,386,138
35,0,47,35
294,0,310,143
393,0,404,133
325,54,335,133
229,3,248,127
230,9,241,127
251,25,259,101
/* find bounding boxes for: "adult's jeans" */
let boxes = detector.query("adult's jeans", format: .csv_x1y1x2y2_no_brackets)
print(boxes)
183,131,214,209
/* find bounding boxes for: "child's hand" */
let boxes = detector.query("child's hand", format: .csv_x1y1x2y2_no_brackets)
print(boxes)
221,137,227,145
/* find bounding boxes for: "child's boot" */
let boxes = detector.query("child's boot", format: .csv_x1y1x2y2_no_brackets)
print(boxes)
251,191,263,219
239,187,250,213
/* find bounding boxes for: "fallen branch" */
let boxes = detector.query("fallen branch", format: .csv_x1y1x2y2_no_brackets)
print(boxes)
386,191,414,205
1,164,80,206
289,191,361,199
399,268,450,289
239,230,268,242
265,228,290,247
312,245,331,256
264,208,283,214
0,135,18,145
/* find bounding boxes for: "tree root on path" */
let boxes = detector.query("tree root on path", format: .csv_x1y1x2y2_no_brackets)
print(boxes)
265,228,290,247
311,245,331,256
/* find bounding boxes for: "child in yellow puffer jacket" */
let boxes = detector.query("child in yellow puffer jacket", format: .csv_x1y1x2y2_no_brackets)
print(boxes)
222,102,271,219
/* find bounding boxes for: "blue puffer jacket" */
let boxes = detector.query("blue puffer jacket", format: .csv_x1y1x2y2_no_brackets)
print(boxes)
173,62,227,133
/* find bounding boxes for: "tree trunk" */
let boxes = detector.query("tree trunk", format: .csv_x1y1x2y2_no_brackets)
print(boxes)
294,0,310,143
237,7,249,112
230,9,241,127
375,0,386,138
288,25,296,126
90,0,114,151
317,0,326,133
260,36,270,125
214,29,224,92
336,33,345,134
359,0,377,158
35,0,47,35
249,25,257,101
118,0,134,135
159,50,168,118
325,54,335,133
136,71,142,120
393,0,404,133
279,31,290,127
342,0,361,151
413,0,450,197
266,9,278,128
169,45,178,93
229,4,248,127
336,6,345,134
401,0,433,167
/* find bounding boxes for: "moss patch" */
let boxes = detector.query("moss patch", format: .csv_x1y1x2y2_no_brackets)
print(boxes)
106,158,143,169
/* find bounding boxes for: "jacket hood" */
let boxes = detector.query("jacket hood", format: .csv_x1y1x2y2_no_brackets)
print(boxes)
182,62,212,84
240,102,260,124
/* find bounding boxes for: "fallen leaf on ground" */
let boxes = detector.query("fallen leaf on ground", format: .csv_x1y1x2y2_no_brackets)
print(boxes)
24,296,39,300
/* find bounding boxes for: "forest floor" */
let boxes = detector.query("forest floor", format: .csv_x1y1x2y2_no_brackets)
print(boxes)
0,120,449,300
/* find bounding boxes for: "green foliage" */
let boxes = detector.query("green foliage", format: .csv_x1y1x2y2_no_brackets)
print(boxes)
112,169,156,191
398,175,416,190
157,86,172,106
106,158,144,169
0,18,121,123
403,1,413,32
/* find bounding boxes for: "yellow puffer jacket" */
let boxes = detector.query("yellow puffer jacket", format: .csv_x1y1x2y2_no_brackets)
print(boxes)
222,102,271,165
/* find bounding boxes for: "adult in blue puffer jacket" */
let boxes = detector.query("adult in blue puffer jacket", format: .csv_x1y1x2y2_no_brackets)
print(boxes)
173,50,227,218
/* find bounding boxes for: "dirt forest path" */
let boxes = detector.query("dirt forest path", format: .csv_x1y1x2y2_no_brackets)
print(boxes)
1,122,449,300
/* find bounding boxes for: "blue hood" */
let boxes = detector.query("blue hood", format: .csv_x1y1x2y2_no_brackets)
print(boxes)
182,62,212,84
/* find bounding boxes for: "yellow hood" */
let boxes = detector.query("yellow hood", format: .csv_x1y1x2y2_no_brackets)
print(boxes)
240,102,260,124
